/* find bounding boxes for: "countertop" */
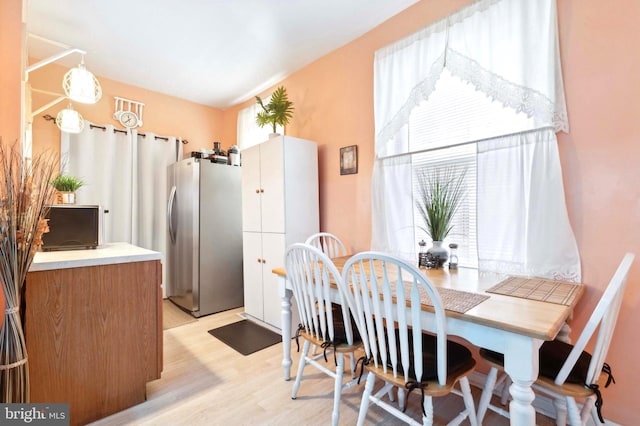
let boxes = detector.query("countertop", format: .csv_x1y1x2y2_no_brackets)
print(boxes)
29,242,162,272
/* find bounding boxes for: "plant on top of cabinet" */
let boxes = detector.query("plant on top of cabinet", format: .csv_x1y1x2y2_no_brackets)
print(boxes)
50,174,84,204
50,174,84,192
255,86,294,134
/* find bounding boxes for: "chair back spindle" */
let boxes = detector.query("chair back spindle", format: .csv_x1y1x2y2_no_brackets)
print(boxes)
306,232,348,258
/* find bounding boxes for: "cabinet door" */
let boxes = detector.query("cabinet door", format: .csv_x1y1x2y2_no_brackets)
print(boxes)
241,145,262,232
261,232,286,328
242,231,264,320
259,138,285,234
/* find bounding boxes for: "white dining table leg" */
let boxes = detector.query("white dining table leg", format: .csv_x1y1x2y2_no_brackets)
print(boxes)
504,335,543,426
277,275,293,381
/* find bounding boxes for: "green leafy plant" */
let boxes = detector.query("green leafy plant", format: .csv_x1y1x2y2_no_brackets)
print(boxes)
50,175,84,192
255,86,295,134
415,167,467,242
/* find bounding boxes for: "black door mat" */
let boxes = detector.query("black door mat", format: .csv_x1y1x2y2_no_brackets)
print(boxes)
208,320,281,356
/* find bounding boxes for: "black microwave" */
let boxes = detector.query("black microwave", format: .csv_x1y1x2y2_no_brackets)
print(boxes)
42,205,101,251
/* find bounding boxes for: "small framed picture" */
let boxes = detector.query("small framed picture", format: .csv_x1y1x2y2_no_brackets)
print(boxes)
340,145,358,175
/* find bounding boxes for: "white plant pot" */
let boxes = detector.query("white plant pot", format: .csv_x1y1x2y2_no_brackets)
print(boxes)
60,192,76,204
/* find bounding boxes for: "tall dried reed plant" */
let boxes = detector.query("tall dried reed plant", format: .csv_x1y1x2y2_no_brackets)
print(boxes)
0,142,57,402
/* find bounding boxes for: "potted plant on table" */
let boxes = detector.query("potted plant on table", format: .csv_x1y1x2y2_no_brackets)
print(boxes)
255,85,295,137
50,174,84,204
415,167,466,268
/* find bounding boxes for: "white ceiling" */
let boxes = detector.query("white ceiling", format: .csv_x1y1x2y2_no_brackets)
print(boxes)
27,0,418,108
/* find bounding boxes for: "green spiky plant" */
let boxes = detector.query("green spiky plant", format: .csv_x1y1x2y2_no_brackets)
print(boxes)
50,175,84,192
255,86,295,134
415,167,467,242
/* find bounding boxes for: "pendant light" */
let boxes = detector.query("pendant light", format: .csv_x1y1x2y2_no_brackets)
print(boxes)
62,57,102,104
55,104,85,134
26,35,100,141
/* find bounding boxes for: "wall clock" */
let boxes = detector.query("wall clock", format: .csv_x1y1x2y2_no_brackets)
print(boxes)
119,111,139,128
113,96,145,129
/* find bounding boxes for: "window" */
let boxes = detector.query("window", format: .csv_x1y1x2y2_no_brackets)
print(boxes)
408,70,535,268
236,92,283,151
372,0,580,280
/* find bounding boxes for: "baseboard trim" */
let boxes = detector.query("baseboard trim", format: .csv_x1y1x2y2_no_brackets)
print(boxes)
468,371,620,426
238,312,283,335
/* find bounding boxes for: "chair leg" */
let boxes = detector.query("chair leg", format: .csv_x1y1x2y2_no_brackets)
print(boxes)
589,401,600,426
580,396,596,425
422,395,434,426
500,376,512,405
553,397,568,426
565,397,581,426
292,340,310,399
332,353,345,426
460,376,478,426
477,367,498,424
357,372,375,426
397,387,405,408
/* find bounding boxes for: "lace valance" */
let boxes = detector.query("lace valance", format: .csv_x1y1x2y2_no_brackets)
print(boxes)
374,0,568,158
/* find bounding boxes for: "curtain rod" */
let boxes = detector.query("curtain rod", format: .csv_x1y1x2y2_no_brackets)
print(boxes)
41,114,189,144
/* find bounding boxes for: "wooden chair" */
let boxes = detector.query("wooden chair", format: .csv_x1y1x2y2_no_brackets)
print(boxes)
305,232,357,370
305,232,348,259
342,252,478,426
477,253,635,425
284,243,361,426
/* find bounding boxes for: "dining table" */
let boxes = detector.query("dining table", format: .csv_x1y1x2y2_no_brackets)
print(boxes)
271,256,584,426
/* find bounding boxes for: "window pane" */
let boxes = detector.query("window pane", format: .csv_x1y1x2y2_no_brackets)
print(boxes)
408,69,535,151
412,144,477,268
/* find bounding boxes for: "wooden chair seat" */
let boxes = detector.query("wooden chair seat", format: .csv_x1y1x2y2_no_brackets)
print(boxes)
479,347,606,398
535,372,609,399
366,357,476,398
299,330,362,354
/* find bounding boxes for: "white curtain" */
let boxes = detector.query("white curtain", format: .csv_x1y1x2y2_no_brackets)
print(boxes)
374,0,567,155
60,124,134,243
370,156,415,261
477,129,580,281
371,0,581,280
61,123,183,292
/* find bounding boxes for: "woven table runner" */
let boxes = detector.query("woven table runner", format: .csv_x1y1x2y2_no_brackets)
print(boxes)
391,281,490,314
486,276,581,306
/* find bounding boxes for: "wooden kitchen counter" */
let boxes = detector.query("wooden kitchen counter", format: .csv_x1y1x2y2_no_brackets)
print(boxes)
26,243,163,426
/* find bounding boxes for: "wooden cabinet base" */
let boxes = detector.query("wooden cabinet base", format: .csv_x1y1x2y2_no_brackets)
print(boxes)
26,260,163,426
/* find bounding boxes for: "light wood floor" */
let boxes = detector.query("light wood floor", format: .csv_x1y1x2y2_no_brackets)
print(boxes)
89,307,555,425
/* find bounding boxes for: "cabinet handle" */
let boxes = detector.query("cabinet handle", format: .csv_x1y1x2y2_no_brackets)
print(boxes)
255,189,260,193
257,258,261,263
262,259,266,264
260,189,264,193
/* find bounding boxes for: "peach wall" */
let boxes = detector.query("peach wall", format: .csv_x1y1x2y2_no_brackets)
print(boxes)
556,0,640,422
5,0,639,422
221,0,640,422
0,0,23,147
28,61,225,157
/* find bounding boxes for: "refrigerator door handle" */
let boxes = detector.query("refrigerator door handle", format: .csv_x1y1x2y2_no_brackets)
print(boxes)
167,185,177,243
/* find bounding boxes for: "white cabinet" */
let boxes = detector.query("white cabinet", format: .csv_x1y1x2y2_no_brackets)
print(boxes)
242,135,319,331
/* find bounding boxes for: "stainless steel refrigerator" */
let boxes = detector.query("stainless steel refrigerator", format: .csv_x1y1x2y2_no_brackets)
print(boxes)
166,157,243,317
